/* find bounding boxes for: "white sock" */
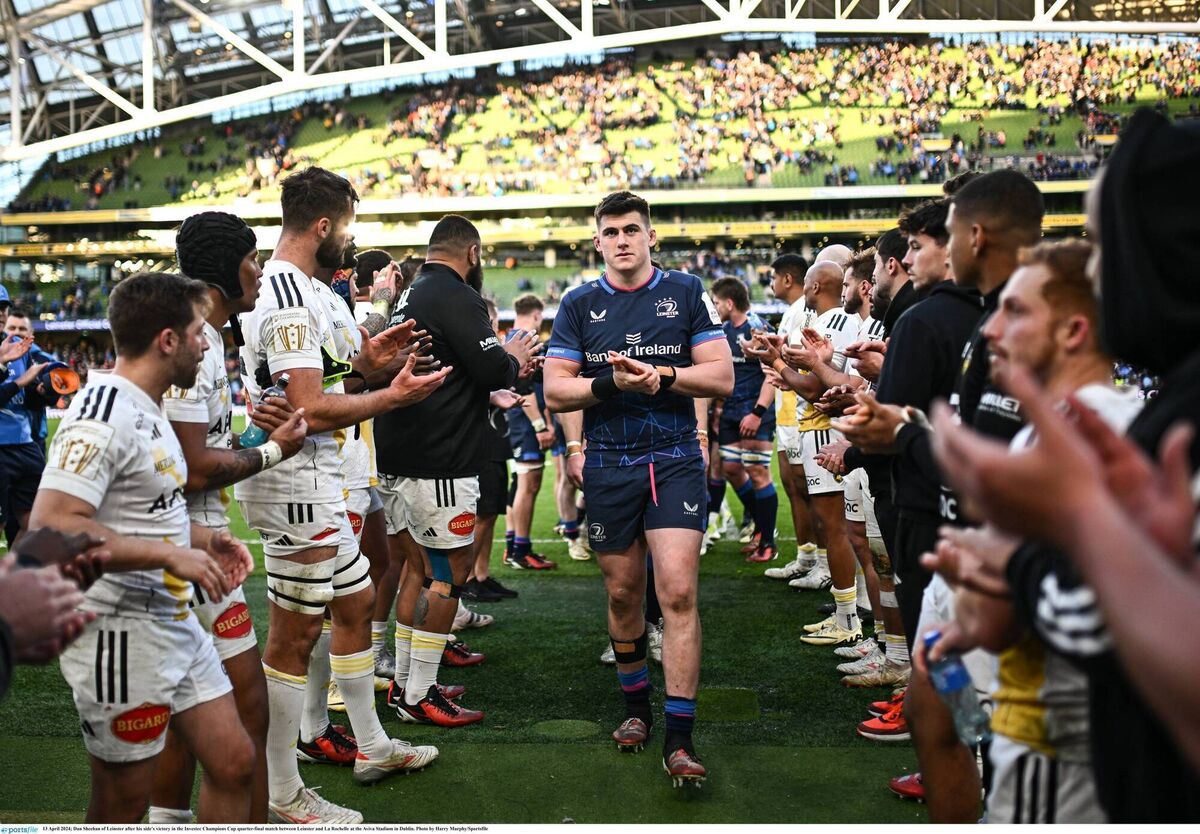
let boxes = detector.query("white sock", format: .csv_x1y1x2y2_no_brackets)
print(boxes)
393,622,413,689
403,628,448,706
816,548,830,573
331,650,391,760
832,585,859,631
148,806,193,824
263,665,307,803
855,565,868,602
885,633,911,665
299,623,331,744
371,620,388,658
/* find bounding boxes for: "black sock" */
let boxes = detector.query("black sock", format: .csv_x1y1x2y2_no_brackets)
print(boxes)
645,555,662,624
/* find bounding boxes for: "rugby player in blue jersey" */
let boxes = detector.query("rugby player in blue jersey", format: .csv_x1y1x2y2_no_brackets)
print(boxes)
544,192,733,788
709,277,780,563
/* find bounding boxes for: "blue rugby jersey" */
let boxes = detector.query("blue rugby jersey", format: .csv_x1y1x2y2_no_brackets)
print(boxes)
547,268,724,468
722,312,774,421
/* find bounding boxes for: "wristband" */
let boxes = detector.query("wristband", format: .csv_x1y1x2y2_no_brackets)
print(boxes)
532,418,547,433
259,440,284,471
696,430,709,440
771,358,788,375
656,365,677,391
565,440,583,451
591,374,620,400
752,403,767,418
567,451,583,459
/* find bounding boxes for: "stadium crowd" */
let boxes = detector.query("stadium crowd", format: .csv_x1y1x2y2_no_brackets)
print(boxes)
0,98,1197,827
12,37,1200,212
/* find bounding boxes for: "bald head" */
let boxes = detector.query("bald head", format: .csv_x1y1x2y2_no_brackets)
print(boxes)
815,244,853,269
804,261,845,312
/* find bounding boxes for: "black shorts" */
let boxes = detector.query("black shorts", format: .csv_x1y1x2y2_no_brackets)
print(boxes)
477,460,510,518
0,442,45,526
582,454,706,553
717,412,776,445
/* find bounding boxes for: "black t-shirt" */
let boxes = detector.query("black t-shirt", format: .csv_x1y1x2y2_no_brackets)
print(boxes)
486,403,513,462
375,263,520,478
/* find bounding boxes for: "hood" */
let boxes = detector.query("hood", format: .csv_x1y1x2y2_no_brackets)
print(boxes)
1099,108,1200,374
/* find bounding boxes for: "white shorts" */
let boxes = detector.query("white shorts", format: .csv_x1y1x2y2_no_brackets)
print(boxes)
346,487,372,544
59,614,231,763
777,425,802,463
843,468,881,539
800,428,845,495
916,574,998,695
192,585,257,661
986,735,1105,823
378,475,479,550
242,499,359,561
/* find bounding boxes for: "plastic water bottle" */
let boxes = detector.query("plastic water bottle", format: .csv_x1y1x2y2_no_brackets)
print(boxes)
924,629,992,747
239,374,290,449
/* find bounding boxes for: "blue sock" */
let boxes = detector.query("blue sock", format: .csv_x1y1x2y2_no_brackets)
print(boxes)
734,480,757,528
618,664,653,723
514,536,531,559
753,484,778,546
505,530,515,558
664,695,697,752
707,479,726,516
561,519,579,541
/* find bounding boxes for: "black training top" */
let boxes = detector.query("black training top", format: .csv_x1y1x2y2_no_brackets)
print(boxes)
375,263,520,478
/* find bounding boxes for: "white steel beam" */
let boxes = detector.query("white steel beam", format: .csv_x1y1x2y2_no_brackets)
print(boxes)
142,0,154,111
698,0,730,19
529,0,582,36
28,36,142,117
885,0,913,18
169,0,293,80
357,0,435,59
309,14,363,74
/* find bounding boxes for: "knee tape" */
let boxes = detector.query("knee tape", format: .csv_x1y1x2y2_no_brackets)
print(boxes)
718,444,743,464
741,449,773,466
513,459,544,475
879,590,898,608
332,550,372,598
610,630,648,665
424,546,455,583
421,576,462,599
265,555,336,614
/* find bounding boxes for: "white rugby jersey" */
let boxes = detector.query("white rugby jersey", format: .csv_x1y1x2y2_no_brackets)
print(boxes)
162,321,232,528
235,259,346,504
313,281,376,491
848,314,886,385
41,373,194,620
797,306,860,432
774,297,809,428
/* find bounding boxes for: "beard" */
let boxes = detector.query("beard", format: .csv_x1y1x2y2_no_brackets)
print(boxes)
465,260,484,293
844,294,862,315
173,354,203,390
316,234,347,270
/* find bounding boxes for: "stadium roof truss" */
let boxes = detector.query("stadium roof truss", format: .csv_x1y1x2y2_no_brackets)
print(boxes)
2,0,1199,163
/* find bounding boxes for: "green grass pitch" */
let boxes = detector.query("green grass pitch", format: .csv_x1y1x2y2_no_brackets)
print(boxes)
0,421,927,824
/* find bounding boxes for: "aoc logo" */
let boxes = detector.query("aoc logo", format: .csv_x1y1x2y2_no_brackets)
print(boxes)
448,512,476,536
213,602,253,640
111,703,171,744
588,523,606,541
656,298,679,319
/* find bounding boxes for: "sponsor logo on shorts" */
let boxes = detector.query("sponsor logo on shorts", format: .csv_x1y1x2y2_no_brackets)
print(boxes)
448,512,476,536
111,703,171,744
348,512,364,537
213,602,253,640
589,522,605,541
683,501,699,515
312,527,339,541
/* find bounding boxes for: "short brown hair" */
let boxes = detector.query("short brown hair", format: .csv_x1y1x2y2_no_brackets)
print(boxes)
595,191,650,227
280,167,358,232
846,248,876,283
108,272,210,358
512,293,544,316
1017,238,1098,329
710,277,750,312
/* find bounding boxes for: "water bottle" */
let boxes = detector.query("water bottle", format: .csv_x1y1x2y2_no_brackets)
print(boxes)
924,629,992,747
239,373,290,449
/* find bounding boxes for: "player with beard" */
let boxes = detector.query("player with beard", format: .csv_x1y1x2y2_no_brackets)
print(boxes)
375,215,538,728
32,272,256,822
544,191,733,787
237,167,450,823
149,213,308,824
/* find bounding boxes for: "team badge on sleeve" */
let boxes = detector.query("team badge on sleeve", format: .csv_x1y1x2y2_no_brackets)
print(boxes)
272,308,312,353
701,292,721,325
50,420,115,480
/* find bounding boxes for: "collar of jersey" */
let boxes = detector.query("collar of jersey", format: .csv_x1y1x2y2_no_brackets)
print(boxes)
598,267,663,295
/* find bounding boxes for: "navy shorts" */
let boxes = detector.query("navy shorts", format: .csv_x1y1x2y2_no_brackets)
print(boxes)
717,412,776,445
550,421,567,457
0,442,45,527
508,420,544,464
582,454,707,553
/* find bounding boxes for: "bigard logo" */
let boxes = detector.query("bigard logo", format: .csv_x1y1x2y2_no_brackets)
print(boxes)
448,512,476,536
111,703,171,744
213,602,253,640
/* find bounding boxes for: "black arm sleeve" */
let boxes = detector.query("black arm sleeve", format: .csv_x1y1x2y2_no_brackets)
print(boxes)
894,423,941,486
874,315,941,410
443,289,520,391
